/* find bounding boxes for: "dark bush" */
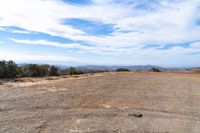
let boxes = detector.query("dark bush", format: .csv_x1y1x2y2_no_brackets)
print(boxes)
67,67,84,75
49,65,59,76
116,68,130,72
21,64,49,77
0,61,7,78
150,68,161,72
0,60,19,78
6,61,19,78
1,60,116,79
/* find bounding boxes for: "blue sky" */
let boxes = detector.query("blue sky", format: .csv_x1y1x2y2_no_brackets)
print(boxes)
0,0,200,67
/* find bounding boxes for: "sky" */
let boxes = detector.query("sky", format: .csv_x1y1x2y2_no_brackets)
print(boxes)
0,0,200,67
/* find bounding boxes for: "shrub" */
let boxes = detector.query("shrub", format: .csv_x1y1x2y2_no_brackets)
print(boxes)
49,65,59,76
116,68,130,72
21,64,49,77
150,68,161,72
6,61,19,78
0,61,7,78
0,60,19,78
67,67,84,75
0,60,89,79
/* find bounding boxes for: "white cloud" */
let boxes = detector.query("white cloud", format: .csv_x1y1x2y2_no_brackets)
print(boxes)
11,29,31,34
0,0,199,48
10,38,137,55
10,38,200,59
0,27,6,31
190,41,200,48
0,52,78,62
0,27,31,34
0,0,200,65
10,38,85,49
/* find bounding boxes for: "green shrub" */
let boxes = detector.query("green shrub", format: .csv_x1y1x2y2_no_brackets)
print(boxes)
0,60,19,78
49,65,59,76
0,60,88,79
22,64,49,77
150,68,161,72
6,61,19,78
67,67,84,75
116,68,130,72
0,61,7,78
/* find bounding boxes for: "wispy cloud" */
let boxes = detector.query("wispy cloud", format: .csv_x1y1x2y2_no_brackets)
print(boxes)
11,29,31,34
0,0,200,66
10,38,136,55
0,51,79,62
10,38,200,58
10,38,85,49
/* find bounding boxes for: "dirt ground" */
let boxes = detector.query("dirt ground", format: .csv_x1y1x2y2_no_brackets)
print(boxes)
0,72,200,133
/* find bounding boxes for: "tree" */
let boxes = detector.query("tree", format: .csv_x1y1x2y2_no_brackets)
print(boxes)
22,64,49,77
0,60,18,78
49,65,59,76
6,61,18,78
0,61,7,78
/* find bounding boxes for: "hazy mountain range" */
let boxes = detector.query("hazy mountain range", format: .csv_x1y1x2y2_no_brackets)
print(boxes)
18,63,200,72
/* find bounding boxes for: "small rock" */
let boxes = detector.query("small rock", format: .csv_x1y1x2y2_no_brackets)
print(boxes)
102,104,111,109
128,113,143,118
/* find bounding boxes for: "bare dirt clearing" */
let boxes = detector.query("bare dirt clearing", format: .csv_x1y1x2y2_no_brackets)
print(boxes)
0,72,200,133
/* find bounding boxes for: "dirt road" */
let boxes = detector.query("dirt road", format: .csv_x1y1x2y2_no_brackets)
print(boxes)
0,72,200,133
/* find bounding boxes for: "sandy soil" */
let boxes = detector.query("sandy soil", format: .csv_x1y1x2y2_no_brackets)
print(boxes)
0,72,200,133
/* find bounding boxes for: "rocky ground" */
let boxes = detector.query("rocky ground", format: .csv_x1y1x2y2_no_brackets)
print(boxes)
0,72,200,133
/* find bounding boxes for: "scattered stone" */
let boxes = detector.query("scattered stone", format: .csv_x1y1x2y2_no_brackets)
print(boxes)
113,130,120,133
128,113,143,118
102,104,111,109
0,81,3,85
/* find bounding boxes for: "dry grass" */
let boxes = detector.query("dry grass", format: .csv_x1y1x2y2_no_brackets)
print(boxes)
14,78,34,82
46,77,59,80
0,81,3,85
191,69,200,74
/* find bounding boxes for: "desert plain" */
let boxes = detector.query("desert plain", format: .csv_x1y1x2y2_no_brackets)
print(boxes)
0,72,200,133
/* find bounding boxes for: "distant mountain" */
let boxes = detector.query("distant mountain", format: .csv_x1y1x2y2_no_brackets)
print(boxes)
18,63,199,73
76,65,164,72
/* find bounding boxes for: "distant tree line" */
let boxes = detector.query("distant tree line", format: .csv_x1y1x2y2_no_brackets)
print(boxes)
2,60,160,79
116,68,130,72
0,60,93,79
0,60,135,79
20,64,60,77
0,60,60,79
149,68,161,72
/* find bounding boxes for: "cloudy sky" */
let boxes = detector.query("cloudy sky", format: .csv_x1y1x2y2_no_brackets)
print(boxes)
0,0,200,66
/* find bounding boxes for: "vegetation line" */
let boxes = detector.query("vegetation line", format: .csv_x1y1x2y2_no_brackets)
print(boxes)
0,60,164,79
